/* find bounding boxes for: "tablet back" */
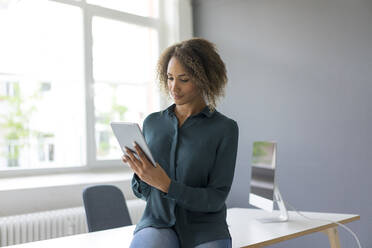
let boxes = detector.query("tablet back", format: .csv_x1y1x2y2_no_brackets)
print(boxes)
110,122,156,167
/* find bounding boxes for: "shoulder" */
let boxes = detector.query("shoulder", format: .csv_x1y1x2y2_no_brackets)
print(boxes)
142,110,169,129
144,110,166,122
143,112,159,124
212,111,239,137
141,111,166,139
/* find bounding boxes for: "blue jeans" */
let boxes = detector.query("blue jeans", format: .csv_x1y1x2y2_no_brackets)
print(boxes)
130,227,232,248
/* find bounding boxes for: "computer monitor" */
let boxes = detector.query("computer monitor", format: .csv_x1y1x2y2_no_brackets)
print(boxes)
249,141,288,222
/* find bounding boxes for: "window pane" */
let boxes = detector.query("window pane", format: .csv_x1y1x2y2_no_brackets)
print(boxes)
92,17,159,160
0,0,85,169
92,17,158,83
87,0,159,18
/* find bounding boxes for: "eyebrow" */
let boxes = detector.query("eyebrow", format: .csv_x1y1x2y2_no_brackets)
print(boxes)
167,73,187,77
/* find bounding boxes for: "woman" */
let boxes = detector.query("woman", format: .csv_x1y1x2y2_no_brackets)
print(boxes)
122,38,239,248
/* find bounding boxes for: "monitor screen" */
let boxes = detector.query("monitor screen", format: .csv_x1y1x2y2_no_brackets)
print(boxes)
249,141,276,211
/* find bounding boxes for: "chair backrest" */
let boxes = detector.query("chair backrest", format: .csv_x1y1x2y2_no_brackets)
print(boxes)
82,185,132,232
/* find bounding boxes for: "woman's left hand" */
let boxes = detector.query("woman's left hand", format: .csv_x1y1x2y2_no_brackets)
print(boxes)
122,142,171,193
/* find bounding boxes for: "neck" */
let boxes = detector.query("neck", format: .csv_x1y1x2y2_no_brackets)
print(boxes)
174,99,207,119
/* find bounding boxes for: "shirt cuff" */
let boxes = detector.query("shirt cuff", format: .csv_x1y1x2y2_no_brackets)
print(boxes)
133,174,149,194
162,180,183,201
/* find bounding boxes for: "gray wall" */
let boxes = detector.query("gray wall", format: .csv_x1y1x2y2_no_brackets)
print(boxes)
193,0,372,247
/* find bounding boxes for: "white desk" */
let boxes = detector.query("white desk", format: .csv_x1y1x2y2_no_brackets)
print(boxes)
227,208,359,248
9,208,359,248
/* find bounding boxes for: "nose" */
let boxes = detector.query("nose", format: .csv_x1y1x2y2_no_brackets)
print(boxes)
169,79,181,93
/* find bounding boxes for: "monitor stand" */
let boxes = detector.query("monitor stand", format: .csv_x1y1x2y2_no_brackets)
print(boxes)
257,186,289,223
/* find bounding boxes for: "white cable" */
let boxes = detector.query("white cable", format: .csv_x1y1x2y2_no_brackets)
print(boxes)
281,200,362,248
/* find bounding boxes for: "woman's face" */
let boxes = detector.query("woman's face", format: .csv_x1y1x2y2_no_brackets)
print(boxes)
167,56,203,106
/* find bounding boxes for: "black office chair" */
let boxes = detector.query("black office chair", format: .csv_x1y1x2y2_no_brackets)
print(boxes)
82,185,132,232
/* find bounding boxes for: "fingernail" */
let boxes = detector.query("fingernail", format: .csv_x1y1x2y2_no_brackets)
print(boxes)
133,142,137,147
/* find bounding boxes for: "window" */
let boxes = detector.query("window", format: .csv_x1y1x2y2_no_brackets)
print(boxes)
91,17,159,161
0,0,192,172
0,0,85,170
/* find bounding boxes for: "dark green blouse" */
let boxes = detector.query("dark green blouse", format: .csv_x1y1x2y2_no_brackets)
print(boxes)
131,103,239,248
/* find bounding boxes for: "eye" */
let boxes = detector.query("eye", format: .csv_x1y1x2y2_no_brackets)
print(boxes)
180,79,189,83
167,77,174,81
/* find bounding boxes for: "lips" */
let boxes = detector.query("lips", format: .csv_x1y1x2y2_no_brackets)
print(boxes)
173,94,183,99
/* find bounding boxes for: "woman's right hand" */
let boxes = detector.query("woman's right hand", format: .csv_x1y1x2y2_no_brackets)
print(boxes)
122,143,171,193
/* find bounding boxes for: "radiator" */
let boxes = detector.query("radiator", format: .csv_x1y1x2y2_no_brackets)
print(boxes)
0,207,88,247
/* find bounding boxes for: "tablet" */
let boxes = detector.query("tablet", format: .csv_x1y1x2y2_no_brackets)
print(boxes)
110,122,156,167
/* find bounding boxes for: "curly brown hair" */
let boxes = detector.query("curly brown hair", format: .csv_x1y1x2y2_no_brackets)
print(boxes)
156,38,227,112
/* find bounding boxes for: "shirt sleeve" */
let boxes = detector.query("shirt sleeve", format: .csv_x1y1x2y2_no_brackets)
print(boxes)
163,120,239,212
131,173,151,201
131,116,152,201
